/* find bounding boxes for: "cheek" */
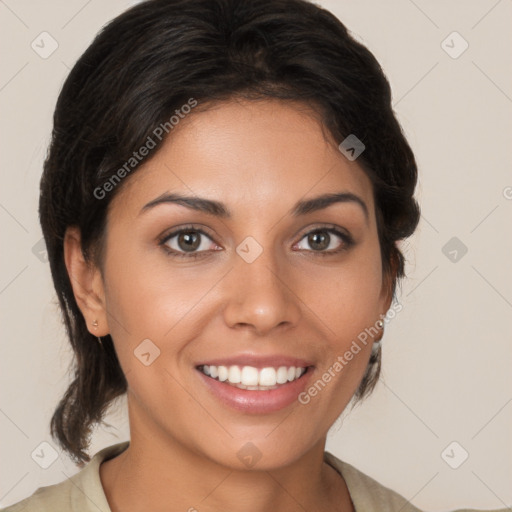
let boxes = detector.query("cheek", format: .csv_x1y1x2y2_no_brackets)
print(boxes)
297,257,383,413
302,248,383,337
103,226,384,362
101,241,217,367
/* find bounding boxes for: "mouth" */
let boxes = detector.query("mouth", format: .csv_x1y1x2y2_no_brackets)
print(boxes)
196,364,311,390
194,355,315,413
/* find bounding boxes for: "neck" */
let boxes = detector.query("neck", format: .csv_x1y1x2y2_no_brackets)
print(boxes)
99,434,354,512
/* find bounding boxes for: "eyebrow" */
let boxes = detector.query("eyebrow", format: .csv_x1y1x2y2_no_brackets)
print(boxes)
140,191,369,222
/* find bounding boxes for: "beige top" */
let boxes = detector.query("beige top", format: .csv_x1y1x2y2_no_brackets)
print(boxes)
0,441,507,512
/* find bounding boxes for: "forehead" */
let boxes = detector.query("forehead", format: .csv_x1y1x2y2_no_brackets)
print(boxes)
108,99,374,221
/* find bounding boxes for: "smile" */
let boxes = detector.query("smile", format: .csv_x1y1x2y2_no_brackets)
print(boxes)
198,364,308,390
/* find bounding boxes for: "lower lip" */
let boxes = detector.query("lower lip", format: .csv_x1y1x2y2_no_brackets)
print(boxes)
196,367,314,414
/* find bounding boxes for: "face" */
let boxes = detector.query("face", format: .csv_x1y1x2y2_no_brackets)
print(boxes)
84,99,391,469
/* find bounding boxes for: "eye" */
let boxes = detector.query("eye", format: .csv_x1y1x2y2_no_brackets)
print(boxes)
158,224,354,260
294,226,354,255
158,226,219,259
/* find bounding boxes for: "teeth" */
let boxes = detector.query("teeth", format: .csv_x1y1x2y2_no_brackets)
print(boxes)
228,366,241,384
259,367,276,386
241,366,259,386
218,366,228,382
276,366,288,384
199,364,307,388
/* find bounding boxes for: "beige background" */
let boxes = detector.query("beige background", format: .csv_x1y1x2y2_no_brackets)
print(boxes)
1,0,511,510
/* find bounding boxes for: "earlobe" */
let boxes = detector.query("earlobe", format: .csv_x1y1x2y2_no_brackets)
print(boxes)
63,226,109,336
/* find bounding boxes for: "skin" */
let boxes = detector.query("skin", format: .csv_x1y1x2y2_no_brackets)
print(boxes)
64,98,393,512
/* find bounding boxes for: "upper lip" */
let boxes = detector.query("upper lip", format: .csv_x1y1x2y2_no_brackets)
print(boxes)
195,353,314,369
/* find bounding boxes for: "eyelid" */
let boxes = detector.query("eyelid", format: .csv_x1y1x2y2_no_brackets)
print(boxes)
292,224,354,255
158,222,216,239
158,222,354,258
294,222,352,240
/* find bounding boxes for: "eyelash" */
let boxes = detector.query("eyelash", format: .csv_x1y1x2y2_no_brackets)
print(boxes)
158,224,354,259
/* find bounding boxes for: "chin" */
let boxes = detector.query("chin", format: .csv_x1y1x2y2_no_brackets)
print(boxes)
196,435,316,472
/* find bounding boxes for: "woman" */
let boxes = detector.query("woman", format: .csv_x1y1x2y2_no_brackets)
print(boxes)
1,0,506,511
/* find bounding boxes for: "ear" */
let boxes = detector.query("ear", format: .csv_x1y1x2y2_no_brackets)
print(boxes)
63,226,109,337
379,250,397,316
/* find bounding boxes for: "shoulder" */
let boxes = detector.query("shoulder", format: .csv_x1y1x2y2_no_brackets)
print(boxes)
324,451,509,512
0,481,75,512
0,442,129,512
325,450,424,512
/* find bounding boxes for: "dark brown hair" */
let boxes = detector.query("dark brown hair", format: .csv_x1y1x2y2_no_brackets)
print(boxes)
39,0,420,465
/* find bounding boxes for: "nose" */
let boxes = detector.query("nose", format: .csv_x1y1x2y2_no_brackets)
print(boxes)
222,245,301,336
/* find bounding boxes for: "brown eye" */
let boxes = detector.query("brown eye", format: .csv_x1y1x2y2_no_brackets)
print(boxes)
159,227,218,259
175,231,201,252
307,231,330,251
295,227,354,255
